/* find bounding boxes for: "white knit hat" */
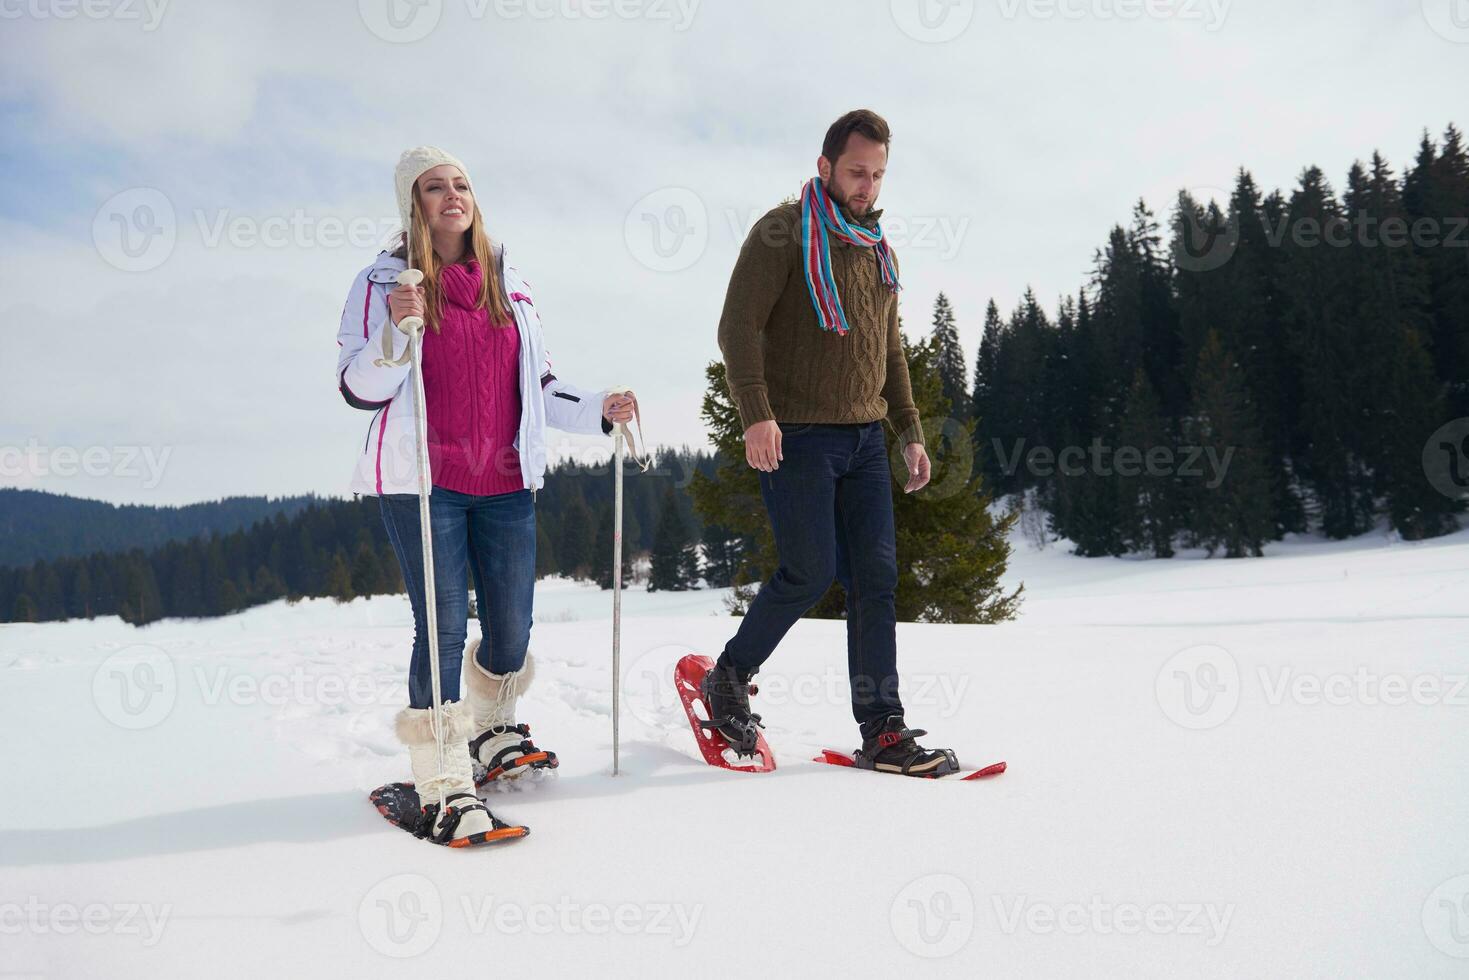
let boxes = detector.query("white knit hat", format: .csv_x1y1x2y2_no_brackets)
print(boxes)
394,145,474,234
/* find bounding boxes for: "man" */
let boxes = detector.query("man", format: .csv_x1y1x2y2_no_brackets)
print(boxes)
708,109,958,777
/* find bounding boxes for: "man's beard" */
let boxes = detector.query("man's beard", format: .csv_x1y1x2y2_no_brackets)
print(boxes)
829,180,874,215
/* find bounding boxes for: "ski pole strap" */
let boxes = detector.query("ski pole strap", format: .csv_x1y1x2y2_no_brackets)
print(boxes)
607,386,652,472
375,318,416,368
375,268,426,368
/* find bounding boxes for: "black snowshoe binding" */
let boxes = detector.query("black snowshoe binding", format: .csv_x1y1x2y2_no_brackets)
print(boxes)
853,715,961,778
699,657,765,757
369,784,528,847
469,723,559,785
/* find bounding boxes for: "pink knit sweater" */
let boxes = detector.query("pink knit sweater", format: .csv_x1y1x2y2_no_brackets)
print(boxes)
421,260,524,496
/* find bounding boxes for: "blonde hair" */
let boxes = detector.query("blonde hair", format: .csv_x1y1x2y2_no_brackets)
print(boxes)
394,179,512,332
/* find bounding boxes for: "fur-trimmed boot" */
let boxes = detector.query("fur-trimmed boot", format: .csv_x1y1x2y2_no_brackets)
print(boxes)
395,700,527,846
464,639,559,783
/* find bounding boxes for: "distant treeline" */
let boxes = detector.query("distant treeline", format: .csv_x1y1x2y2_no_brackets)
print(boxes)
0,489,324,568
943,125,1468,556
1,450,720,625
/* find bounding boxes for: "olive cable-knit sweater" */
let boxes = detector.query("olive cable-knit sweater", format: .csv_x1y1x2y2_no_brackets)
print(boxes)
716,200,925,448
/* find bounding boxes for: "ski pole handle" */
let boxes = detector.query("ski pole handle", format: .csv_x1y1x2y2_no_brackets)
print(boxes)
395,268,425,336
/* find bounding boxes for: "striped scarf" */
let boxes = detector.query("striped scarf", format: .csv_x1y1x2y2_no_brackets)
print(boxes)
800,176,900,336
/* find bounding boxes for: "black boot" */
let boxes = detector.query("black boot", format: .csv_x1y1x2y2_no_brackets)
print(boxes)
854,715,960,777
700,656,764,757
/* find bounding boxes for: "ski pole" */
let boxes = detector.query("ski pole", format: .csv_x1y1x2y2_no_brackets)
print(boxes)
611,411,624,776
399,264,447,812
606,386,648,777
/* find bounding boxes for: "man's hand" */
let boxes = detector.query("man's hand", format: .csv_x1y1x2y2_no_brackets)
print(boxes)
744,419,782,472
902,442,930,493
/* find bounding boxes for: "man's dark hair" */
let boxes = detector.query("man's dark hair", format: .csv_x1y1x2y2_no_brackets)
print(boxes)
821,109,891,164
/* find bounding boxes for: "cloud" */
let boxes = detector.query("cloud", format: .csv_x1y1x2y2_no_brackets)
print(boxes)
1,0,1465,503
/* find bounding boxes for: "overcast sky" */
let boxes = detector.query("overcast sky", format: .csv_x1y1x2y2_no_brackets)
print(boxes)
1,0,1466,505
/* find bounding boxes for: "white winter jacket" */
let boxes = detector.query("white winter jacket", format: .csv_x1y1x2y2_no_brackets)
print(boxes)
336,246,610,497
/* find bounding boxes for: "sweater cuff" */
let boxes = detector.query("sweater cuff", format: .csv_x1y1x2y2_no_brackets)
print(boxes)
733,386,775,431
892,413,925,448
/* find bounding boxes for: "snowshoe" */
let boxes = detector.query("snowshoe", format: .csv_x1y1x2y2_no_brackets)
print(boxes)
369,782,529,847
852,715,962,778
700,656,766,757
673,654,776,772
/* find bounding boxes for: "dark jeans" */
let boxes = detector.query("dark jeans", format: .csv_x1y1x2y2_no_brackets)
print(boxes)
379,487,536,709
721,420,903,730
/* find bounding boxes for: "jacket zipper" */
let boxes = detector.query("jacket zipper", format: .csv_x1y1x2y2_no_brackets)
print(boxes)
506,246,536,497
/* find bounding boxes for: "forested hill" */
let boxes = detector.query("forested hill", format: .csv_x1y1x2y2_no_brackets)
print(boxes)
0,489,324,568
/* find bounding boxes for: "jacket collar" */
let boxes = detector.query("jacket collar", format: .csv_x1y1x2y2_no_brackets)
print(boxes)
370,242,509,280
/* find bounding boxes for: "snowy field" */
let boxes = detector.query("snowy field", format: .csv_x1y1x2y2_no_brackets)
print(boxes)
2,525,1467,978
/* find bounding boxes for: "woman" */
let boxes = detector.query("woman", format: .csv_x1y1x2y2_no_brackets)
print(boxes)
335,146,637,847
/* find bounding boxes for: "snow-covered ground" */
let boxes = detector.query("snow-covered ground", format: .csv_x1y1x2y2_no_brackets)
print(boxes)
3,526,1468,978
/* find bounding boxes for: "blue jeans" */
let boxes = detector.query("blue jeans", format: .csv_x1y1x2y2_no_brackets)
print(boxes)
379,487,537,709
721,420,904,730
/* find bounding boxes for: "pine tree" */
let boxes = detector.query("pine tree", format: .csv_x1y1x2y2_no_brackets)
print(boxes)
689,337,1022,623
325,552,355,603
1279,165,1375,538
251,564,285,604
930,292,968,418
1185,331,1274,557
971,299,1004,487
591,506,633,590
350,541,385,596
535,521,558,578
1344,154,1458,539
1404,125,1469,417
12,593,36,622
700,522,744,588
69,562,93,619
1129,200,1184,415
1117,368,1179,556
890,335,1024,621
1217,171,1302,535
687,361,778,613
648,488,698,591
119,554,162,625
1377,327,1460,539
557,494,594,579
